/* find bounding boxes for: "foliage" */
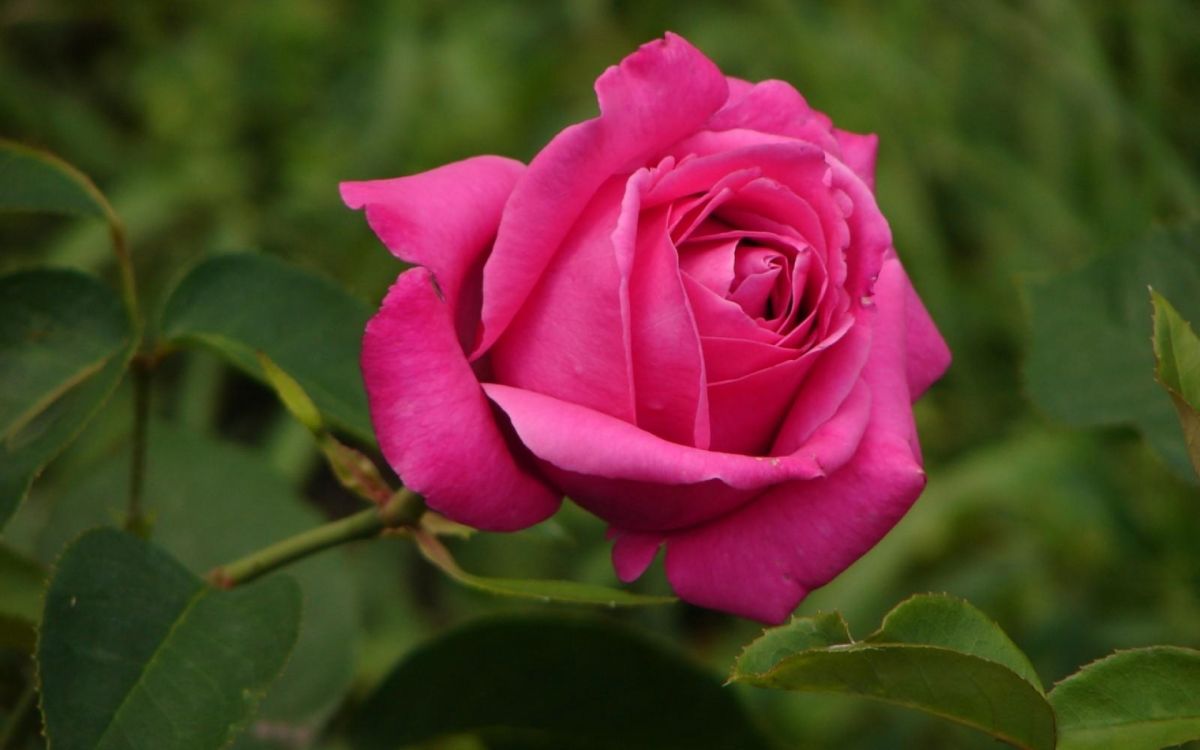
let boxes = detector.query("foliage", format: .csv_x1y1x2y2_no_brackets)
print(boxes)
1152,291,1200,477
38,529,301,750
2,2,1200,749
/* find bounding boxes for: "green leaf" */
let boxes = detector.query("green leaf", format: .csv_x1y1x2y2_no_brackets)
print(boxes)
1151,290,1200,478
414,529,675,608
351,615,770,750
0,544,44,650
38,528,301,750
732,594,1055,750
868,593,1044,692
160,253,373,442
1025,223,1200,477
0,139,116,221
734,610,852,676
257,351,324,434
35,421,359,742
0,269,133,527
1050,646,1200,750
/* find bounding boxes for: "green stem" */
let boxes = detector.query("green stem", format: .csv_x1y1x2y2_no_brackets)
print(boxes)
0,683,36,750
107,204,151,537
209,489,426,588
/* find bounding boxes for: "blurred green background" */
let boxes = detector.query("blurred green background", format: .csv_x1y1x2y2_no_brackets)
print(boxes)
3,1,1200,748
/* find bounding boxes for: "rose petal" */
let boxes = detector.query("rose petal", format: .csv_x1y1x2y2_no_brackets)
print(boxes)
483,383,822,491
833,130,879,191
652,142,829,258
706,353,818,455
667,132,891,302
827,152,891,302
699,336,797,382
901,267,952,399
340,156,523,312
706,309,861,455
678,236,738,296
484,363,873,534
661,425,924,623
647,253,930,622
362,268,560,531
526,380,870,532
475,33,729,354
628,205,710,448
665,168,760,241
724,76,755,99
548,470,756,533
709,78,879,190
771,320,871,454
684,275,779,344
489,177,638,423
708,79,840,153
610,529,663,582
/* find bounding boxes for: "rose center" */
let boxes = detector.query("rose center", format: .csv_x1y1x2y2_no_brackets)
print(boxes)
676,216,823,342
730,244,792,323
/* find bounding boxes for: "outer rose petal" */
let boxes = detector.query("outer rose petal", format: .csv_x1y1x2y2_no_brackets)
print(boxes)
340,156,524,311
475,33,729,354
708,79,840,154
483,378,869,531
631,252,930,622
363,268,560,531
661,427,924,623
709,78,879,189
611,529,663,582
833,130,879,191
901,268,952,398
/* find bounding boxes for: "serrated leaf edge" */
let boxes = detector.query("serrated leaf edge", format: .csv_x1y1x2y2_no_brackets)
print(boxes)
872,592,1046,693
733,642,1056,750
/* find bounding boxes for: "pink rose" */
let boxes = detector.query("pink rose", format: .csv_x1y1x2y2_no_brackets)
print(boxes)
342,34,950,623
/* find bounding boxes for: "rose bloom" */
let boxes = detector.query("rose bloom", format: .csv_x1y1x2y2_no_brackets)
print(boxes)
342,34,950,623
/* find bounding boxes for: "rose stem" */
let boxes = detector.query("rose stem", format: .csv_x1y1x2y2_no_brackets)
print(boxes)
207,488,426,588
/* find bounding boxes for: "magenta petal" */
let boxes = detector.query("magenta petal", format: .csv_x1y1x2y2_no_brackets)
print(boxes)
340,155,523,309
679,237,738,296
902,268,952,399
828,156,890,301
708,79,840,153
545,466,757,532
654,255,933,623
724,76,755,99
666,133,887,296
709,79,878,191
362,268,560,531
772,321,871,455
685,276,778,344
661,431,925,623
833,130,879,191
483,343,878,532
700,337,796,382
475,33,728,354
706,355,817,454
552,366,868,534
628,206,710,448
489,177,638,424
610,530,664,582
482,384,825,491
